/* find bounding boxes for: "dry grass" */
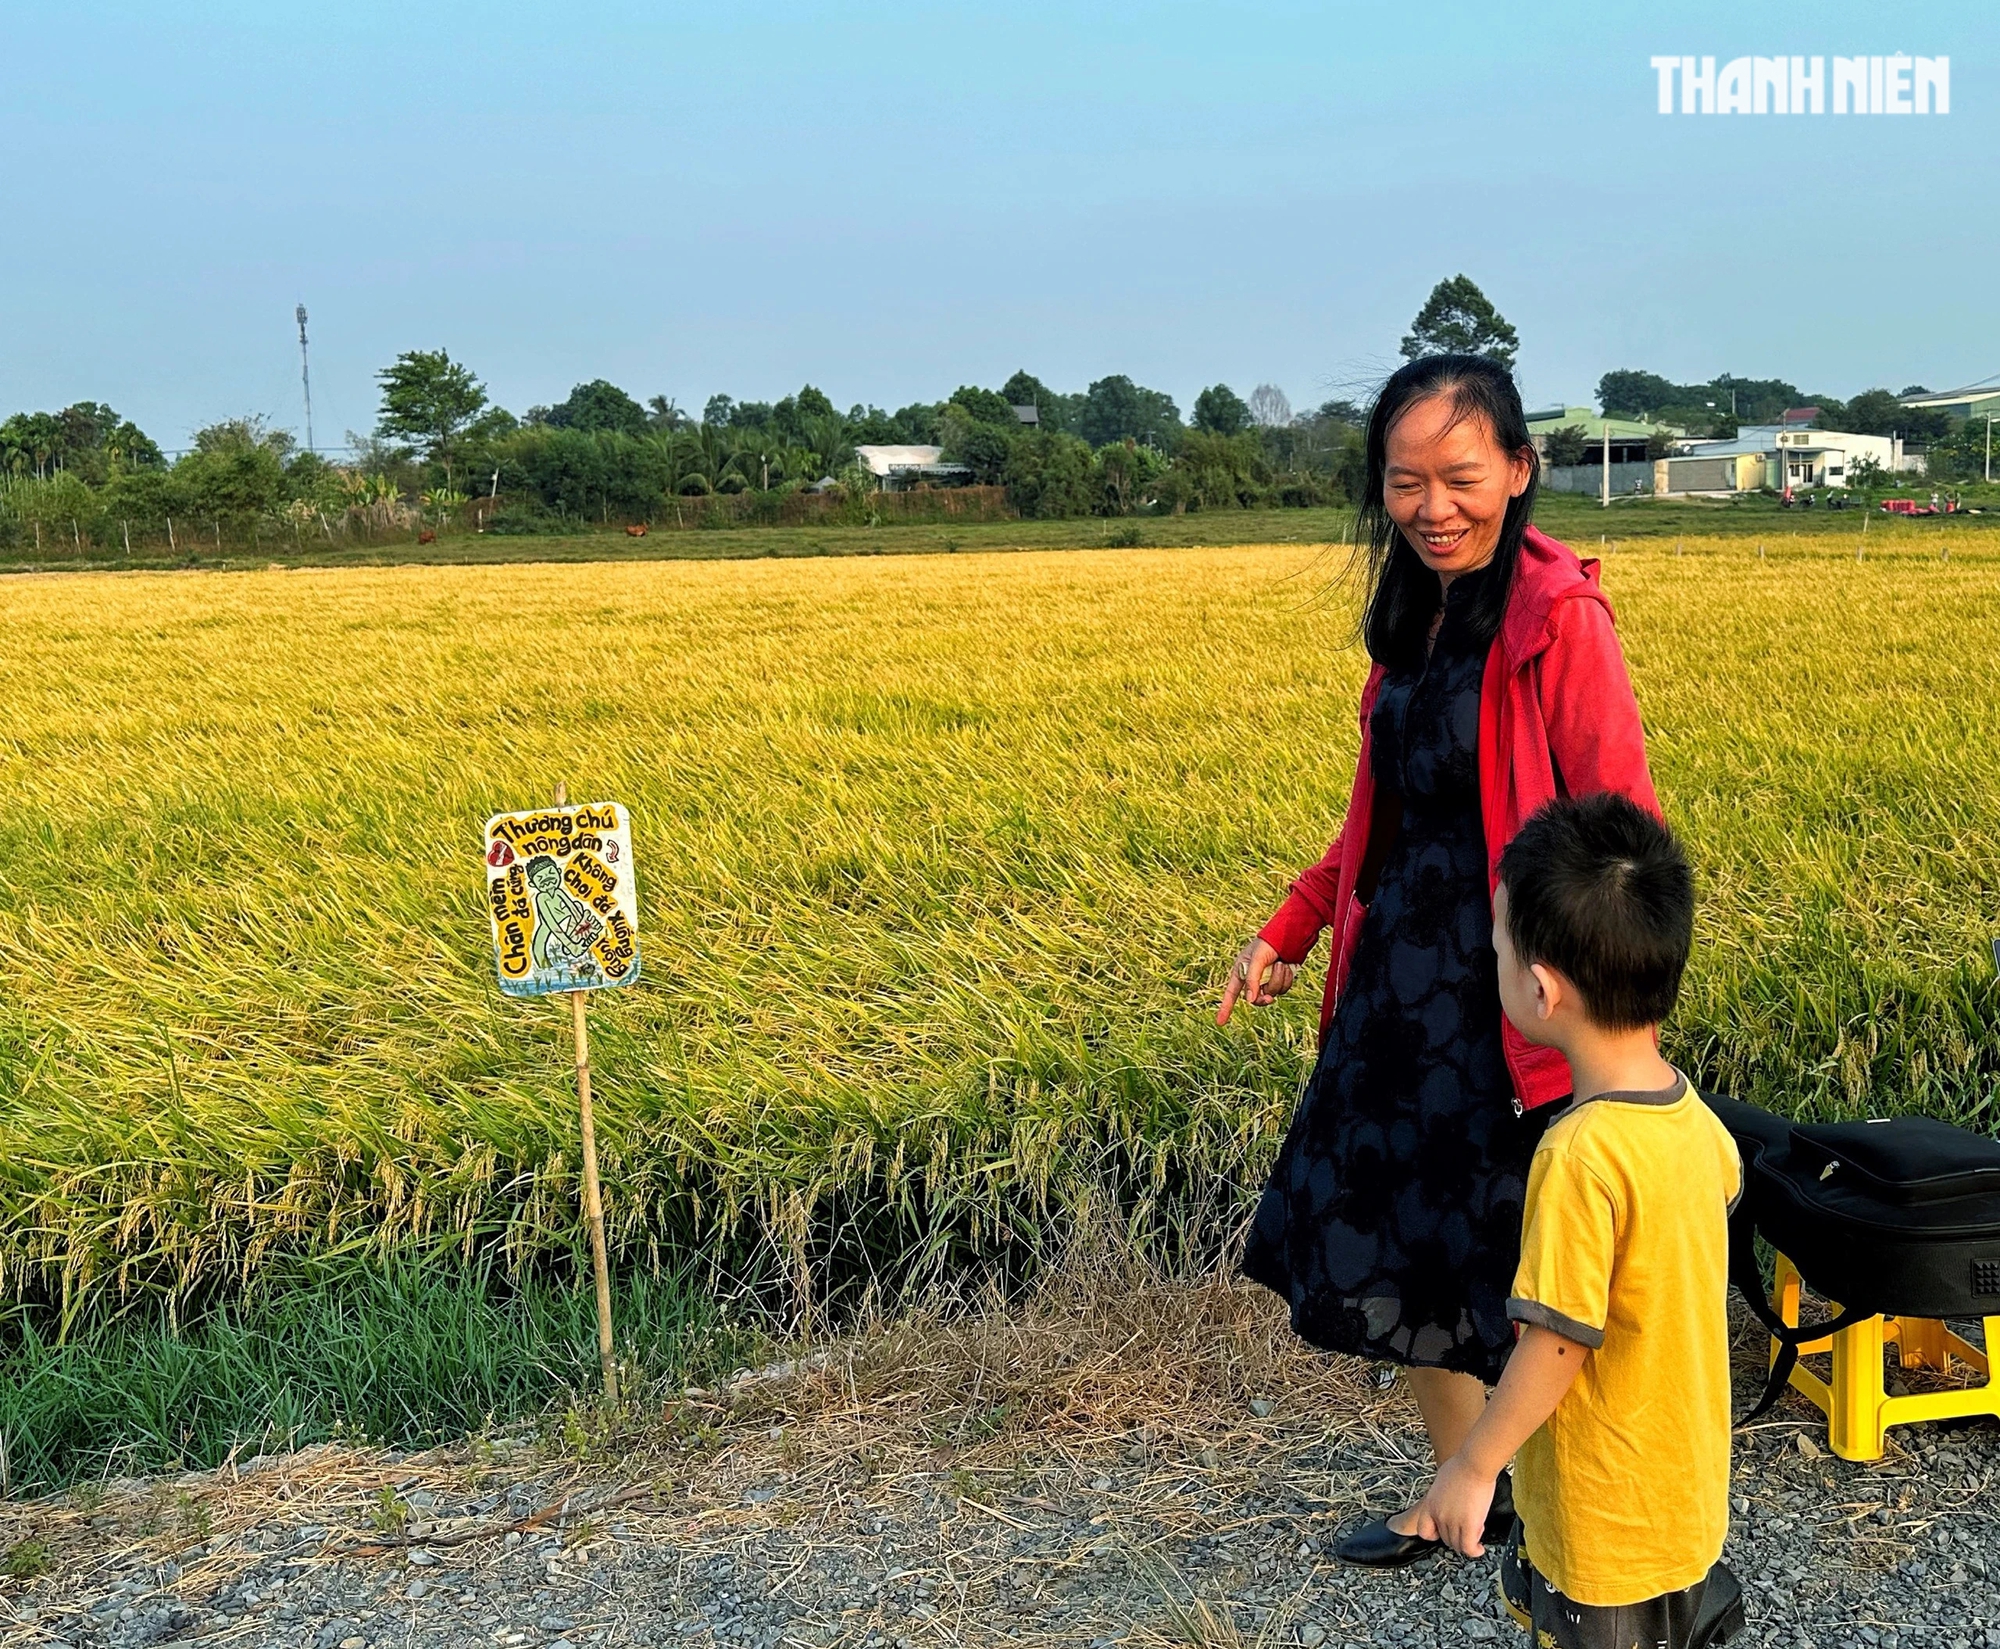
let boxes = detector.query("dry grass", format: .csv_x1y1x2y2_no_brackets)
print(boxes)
721,1233,1383,1467
0,1242,1409,1635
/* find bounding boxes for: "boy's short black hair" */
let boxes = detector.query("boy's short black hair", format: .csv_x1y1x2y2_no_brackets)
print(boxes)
1497,793,1694,1031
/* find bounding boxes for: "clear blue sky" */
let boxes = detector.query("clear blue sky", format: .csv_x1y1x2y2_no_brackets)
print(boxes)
5,1,1994,449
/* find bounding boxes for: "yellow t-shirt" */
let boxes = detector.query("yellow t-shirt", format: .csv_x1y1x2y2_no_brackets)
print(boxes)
1509,1070,1742,1607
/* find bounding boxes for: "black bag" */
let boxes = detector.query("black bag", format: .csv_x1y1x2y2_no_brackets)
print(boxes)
1700,1090,2000,1423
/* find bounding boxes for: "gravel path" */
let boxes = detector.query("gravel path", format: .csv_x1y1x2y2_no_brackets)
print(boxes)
1,1283,1992,1649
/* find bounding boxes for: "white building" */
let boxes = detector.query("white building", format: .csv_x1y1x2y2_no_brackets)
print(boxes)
853,445,973,491
1665,423,1918,493
1767,427,1907,488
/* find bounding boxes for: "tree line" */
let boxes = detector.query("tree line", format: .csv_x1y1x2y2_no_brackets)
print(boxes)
0,358,1371,544
1597,368,1957,444
358,353,1384,525
1592,369,1991,481
5,277,1987,550
0,277,1516,543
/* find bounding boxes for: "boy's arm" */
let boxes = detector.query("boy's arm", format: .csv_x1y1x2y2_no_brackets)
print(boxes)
1406,1324,1588,1558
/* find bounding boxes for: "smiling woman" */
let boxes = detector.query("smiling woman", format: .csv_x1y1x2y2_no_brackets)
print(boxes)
1216,354,1661,1568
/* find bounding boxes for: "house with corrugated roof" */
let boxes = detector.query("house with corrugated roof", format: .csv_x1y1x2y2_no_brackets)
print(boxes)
1524,406,1682,466
853,445,972,491
1898,383,2000,423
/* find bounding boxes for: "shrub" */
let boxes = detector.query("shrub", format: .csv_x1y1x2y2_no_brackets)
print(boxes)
1004,432,1096,519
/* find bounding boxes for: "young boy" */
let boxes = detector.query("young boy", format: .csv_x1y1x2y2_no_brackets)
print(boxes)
1406,793,1745,1648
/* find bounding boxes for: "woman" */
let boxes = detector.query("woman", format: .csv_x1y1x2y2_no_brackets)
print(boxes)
1216,354,1658,1566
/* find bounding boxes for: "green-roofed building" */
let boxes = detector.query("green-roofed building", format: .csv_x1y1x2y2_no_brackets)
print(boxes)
1897,384,2000,422
1525,406,1685,466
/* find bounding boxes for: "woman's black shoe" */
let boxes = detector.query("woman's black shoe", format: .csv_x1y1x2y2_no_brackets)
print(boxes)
1333,1517,1440,1568
1335,1467,1516,1568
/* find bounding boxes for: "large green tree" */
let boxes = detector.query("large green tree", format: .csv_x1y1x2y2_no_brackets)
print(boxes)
950,422,1015,485
376,349,489,485
1077,376,1181,449
1596,370,1682,417
1400,275,1518,369
545,379,648,435
173,418,294,520
945,385,1018,428
0,402,160,481
1192,383,1251,436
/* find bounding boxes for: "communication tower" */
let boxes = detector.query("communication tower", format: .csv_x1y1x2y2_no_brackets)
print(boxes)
295,303,314,453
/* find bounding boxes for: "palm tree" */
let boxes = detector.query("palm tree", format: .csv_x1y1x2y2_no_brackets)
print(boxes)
672,426,748,494
800,413,853,478
775,444,821,486
731,431,782,492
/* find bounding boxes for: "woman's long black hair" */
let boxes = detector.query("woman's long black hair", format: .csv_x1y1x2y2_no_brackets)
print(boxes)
1352,353,1539,669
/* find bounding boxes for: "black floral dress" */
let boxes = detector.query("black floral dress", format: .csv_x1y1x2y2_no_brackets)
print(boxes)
1241,567,1552,1384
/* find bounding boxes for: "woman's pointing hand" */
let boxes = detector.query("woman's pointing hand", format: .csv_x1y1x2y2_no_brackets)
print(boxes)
1217,937,1296,1025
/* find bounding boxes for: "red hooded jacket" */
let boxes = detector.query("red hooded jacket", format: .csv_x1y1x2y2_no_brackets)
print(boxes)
1255,525,1659,1113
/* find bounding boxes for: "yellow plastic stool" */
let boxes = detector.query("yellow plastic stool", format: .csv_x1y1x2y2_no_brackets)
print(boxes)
1768,1252,2000,1460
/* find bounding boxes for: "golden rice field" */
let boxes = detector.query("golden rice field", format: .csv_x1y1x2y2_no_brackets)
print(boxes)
3,532,1998,1310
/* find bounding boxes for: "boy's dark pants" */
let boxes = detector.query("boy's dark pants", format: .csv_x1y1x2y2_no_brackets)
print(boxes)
1504,1520,1730,1649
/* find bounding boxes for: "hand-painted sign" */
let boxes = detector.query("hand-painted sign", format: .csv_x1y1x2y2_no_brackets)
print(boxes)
483,802,641,996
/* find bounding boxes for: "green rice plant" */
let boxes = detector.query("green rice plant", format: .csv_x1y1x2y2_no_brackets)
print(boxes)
0,534,1995,1315
0,1258,743,1495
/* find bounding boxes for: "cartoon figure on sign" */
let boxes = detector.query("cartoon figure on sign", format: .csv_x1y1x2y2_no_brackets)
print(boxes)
485,802,639,997
526,855,602,969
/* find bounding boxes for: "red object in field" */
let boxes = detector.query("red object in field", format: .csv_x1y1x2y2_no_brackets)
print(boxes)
1881,499,1937,516
625,524,647,537
418,528,438,543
